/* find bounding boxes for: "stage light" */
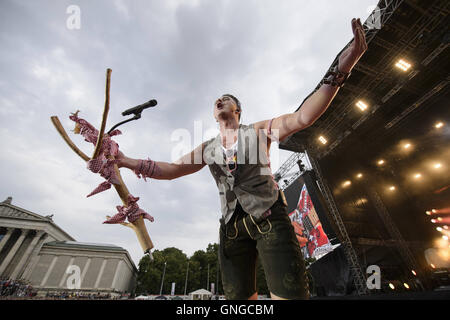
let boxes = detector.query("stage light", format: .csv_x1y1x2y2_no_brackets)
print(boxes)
411,270,417,276
431,219,437,223
356,100,368,111
318,136,327,145
413,173,422,179
377,159,385,166
443,235,449,241
388,283,395,290
404,143,411,149
435,237,449,248
356,173,363,179
403,283,410,289
433,163,442,169
426,211,431,215
444,226,449,230
435,122,444,129
432,209,437,213
439,247,450,260
395,59,411,71
436,227,443,232
342,180,351,187
356,198,368,206
437,217,443,222
389,186,396,191
430,263,436,269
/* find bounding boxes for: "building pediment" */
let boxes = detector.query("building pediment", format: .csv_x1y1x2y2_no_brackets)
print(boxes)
0,199,75,242
0,203,51,222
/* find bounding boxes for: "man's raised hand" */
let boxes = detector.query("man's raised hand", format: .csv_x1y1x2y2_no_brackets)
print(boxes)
338,18,368,74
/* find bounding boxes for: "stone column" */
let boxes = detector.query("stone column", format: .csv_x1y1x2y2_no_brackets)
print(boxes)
58,257,75,288
40,255,58,287
80,258,92,289
94,259,108,289
0,229,30,277
0,227,14,253
21,233,48,281
111,260,123,290
10,230,45,280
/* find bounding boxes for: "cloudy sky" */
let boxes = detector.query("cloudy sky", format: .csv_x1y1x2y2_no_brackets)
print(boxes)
0,0,377,265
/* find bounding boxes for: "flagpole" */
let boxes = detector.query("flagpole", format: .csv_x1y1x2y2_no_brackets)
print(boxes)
184,261,189,296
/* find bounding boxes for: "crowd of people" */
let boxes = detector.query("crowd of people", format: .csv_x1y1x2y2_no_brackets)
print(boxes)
44,291,113,300
0,278,132,300
0,279,36,298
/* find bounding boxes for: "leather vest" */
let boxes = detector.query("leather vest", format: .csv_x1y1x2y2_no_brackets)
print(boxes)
203,124,279,223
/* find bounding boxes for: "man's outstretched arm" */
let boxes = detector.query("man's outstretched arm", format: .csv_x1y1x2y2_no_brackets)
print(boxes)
118,142,206,180
255,18,368,142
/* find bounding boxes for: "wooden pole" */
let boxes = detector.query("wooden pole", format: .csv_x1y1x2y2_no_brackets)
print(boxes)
50,68,154,256
92,68,111,160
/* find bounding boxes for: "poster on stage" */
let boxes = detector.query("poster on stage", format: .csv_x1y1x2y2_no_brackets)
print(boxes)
286,180,334,260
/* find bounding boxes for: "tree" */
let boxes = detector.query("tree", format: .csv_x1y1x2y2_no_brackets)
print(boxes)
136,247,188,295
135,243,270,296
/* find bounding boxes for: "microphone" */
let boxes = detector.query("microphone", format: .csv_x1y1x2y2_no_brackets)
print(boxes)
122,99,157,116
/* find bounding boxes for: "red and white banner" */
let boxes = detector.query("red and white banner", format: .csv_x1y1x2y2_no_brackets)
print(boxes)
288,184,333,259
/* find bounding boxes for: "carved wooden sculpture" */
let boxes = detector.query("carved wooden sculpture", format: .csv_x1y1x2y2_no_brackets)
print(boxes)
50,69,154,259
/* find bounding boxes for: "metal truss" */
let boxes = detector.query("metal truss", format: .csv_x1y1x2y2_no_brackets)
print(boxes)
307,151,369,295
273,152,311,190
274,149,369,294
365,187,421,275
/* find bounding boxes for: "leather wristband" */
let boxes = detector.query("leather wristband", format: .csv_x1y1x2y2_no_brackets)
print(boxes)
321,66,351,88
134,158,161,181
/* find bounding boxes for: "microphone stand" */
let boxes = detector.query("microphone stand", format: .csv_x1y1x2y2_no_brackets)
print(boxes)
107,112,141,135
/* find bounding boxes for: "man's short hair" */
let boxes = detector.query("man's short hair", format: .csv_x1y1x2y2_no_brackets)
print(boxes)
223,94,241,120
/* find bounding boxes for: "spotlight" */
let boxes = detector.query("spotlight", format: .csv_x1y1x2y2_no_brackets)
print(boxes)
356,198,368,206
433,163,442,169
430,263,436,269
432,209,437,213
377,159,385,166
431,219,437,223
395,59,411,71
389,186,396,191
435,122,444,129
413,173,422,179
437,217,443,222
403,143,411,149
403,283,410,289
342,180,351,187
443,235,449,241
411,270,417,276
389,283,395,290
444,226,449,230
436,227,443,232
356,100,368,111
356,173,363,179
426,211,431,215
318,136,327,145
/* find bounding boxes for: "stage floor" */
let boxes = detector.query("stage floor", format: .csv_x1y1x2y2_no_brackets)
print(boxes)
312,289,450,300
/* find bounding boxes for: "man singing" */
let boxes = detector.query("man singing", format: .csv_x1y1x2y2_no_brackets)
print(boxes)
115,18,367,300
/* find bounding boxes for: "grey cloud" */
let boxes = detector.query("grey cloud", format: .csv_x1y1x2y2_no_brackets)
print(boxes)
0,0,376,263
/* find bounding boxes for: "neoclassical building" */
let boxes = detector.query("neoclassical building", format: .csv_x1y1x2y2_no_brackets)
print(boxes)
0,197,137,296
